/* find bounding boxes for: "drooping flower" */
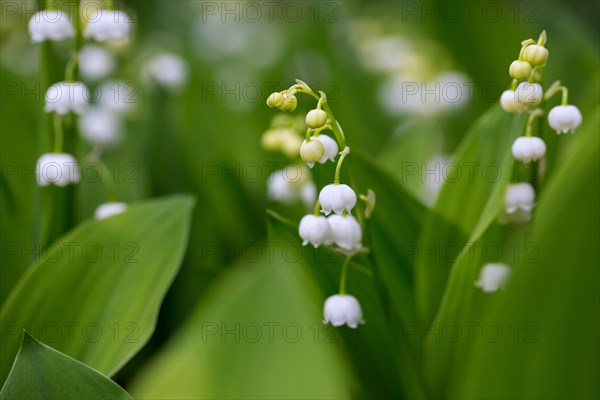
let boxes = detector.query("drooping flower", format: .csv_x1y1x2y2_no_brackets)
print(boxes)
95,202,127,220
522,44,549,66
36,153,80,187
500,90,528,113
475,263,512,293
84,10,132,42
28,10,74,43
327,214,362,250
511,136,546,163
79,45,115,81
319,184,356,215
508,60,532,80
298,215,331,248
267,167,316,208
142,53,189,90
548,105,582,134
515,82,543,106
323,294,364,328
79,107,122,146
44,82,89,115
504,182,535,214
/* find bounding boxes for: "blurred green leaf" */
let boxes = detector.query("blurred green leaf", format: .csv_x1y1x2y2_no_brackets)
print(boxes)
414,106,524,323
0,332,132,400
128,241,354,399
0,195,194,384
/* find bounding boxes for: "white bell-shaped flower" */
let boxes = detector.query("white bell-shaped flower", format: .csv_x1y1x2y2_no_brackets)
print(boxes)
548,105,582,134
36,153,80,187
315,135,339,164
84,10,131,42
267,168,316,207
298,215,331,248
142,53,189,90
97,81,137,114
504,182,535,214
79,107,122,146
500,90,528,113
94,202,127,220
323,294,364,328
319,184,356,215
515,82,543,106
474,263,511,293
327,214,362,250
511,136,546,162
45,82,89,115
79,45,115,81
28,10,74,43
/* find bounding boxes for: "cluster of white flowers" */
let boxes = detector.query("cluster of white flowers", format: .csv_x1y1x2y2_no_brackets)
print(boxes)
500,31,582,138
265,81,372,329
29,6,135,220
496,30,583,238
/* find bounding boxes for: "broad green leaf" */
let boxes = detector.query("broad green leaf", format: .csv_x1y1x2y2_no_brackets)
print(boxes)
0,195,194,385
0,332,132,400
414,106,524,323
449,103,600,399
128,242,354,399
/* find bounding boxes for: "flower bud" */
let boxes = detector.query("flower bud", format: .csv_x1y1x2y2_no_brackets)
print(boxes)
300,139,325,165
523,45,549,66
280,94,298,112
509,60,532,80
548,105,582,134
305,109,328,129
500,90,527,113
266,92,284,108
515,82,543,106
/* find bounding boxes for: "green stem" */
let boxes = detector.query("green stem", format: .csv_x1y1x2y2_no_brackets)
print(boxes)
334,146,350,184
338,255,351,295
560,87,569,105
313,200,321,216
524,109,544,137
305,127,312,141
52,113,63,152
96,159,118,201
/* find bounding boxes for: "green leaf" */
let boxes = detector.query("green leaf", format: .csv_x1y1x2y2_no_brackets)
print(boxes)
414,105,524,323
0,332,132,400
0,194,195,385
449,103,600,399
128,244,354,399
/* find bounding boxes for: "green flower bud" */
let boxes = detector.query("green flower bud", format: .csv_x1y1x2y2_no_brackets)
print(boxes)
523,45,548,66
509,60,532,80
305,109,328,129
300,139,324,164
280,94,298,112
266,92,284,108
